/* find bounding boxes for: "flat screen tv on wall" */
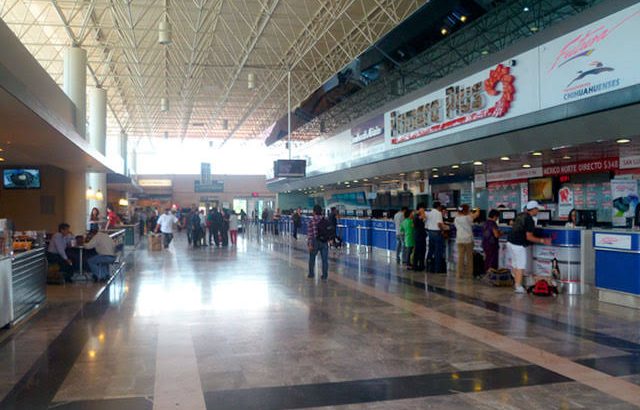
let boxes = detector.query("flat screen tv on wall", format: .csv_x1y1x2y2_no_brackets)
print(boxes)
3,169,41,189
528,177,557,203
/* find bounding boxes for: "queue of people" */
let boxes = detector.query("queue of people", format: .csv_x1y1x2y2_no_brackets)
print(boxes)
392,200,551,293
182,206,244,248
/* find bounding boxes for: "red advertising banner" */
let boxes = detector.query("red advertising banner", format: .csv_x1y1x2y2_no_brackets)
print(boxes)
543,157,618,176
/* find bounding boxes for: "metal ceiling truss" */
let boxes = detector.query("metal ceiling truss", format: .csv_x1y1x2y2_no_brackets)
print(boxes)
0,0,427,148
292,0,606,141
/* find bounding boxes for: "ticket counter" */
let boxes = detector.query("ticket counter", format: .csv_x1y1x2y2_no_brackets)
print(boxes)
593,230,640,308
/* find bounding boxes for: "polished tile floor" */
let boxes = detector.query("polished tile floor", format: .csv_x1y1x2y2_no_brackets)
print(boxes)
1,231,640,409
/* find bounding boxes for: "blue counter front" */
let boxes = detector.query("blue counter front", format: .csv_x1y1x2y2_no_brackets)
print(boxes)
593,230,640,308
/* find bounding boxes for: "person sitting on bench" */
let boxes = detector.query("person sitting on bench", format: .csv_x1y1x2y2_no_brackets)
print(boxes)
83,226,116,282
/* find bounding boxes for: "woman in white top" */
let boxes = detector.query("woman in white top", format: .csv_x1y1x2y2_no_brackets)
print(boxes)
565,209,577,228
229,211,239,246
453,204,480,278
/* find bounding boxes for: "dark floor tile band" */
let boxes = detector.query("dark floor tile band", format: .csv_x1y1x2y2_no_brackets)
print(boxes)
48,396,152,410
278,241,640,355
204,364,570,410
0,273,127,410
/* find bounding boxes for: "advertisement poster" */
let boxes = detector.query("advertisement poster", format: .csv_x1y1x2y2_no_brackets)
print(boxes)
557,186,574,218
520,183,528,212
540,3,640,109
610,179,639,226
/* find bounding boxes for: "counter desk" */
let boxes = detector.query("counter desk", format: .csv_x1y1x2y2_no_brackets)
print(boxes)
0,247,47,328
593,229,640,308
531,227,593,295
445,225,592,294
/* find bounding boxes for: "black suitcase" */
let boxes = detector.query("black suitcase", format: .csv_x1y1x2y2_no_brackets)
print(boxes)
473,252,485,278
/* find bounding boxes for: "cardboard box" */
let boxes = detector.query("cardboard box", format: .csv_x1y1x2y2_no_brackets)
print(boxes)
148,234,163,251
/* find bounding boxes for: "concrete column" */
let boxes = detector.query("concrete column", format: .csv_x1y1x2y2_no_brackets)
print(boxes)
64,171,87,234
121,131,128,175
89,87,107,154
64,47,87,138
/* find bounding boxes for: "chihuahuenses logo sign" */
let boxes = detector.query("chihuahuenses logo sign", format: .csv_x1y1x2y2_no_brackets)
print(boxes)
389,64,515,145
541,5,640,107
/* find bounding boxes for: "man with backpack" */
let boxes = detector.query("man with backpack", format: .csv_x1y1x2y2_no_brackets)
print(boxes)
307,205,331,280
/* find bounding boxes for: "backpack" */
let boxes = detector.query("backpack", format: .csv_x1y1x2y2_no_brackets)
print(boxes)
316,218,334,242
527,279,558,297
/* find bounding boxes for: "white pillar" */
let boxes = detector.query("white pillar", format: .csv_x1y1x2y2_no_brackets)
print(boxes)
121,131,128,174
64,47,87,138
64,171,87,234
89,87,107,154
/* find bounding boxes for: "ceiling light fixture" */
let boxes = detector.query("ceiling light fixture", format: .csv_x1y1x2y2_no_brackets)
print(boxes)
160,97,169,112
500,156,510,161
432,167,438,171
440,28,448,35
530,26,539,32
523,6,530,12
158,21,171,45
248,72,256,90
473,161,483,166
616,138,631,144
0,158,4,162
460,15,467,23
433,174,439,178
522,164,532,168
481,50,489,55
562,155,571,160
451,165,460,169
532,151,542,156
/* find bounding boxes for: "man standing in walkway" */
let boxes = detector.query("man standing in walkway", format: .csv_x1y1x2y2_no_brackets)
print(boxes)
393,207,407,264
426,201,446,273
413,203,427,271
292,208,301,240
507,201,551,293
155,208,179,249
307,205,329,280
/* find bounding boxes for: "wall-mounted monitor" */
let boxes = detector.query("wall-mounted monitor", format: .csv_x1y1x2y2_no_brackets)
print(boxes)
575,209,597,228
536,210,552,224
499,209,517,224
3,169,41,189
528,177,558,203
274,159,306,178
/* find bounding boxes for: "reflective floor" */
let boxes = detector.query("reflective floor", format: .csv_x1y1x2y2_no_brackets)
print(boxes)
2,232,640,409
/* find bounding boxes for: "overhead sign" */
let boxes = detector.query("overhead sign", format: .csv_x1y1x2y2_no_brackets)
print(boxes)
543,157,618,176
484,167,543,183
385,51,542,146
201,163,211,184
194,180,224,193
540,3,640,108
138,179,172,187
351,115,384,144
620,155,640,169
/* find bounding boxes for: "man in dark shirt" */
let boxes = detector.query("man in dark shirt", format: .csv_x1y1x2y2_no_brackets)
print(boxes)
507,201,551,293
307,205,329,280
